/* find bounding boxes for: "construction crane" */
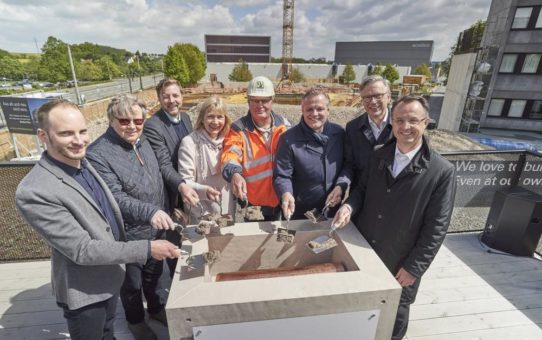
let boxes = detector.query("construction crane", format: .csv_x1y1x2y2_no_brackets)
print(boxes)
281,0,294,81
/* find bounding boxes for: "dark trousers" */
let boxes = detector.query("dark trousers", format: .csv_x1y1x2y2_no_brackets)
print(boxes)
58,295,118,340
120,258,168,324
165,229,181,278
392,279,421,340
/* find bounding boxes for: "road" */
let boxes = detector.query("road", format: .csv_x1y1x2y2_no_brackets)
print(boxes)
59,73,164,103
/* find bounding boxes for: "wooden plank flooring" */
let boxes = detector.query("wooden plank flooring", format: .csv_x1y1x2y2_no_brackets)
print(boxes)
0,261,168,340
0,233,541,339
407,232,542,339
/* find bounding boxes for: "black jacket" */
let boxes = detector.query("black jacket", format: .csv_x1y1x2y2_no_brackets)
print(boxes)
87,127,167,241
143,109,193,211
338,112,393,189
347,137,456,279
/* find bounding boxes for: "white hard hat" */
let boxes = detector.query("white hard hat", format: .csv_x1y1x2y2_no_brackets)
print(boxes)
247,76,275,97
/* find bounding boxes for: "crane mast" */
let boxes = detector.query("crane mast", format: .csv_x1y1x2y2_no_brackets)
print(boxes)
281,0,294,80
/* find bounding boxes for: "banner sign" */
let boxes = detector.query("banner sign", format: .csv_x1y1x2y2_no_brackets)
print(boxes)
451,159,542,207
0,97,50,134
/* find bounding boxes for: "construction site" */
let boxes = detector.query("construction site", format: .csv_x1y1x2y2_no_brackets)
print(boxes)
1,0,542,339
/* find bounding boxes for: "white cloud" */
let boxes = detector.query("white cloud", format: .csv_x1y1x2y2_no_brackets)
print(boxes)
0,0,491,61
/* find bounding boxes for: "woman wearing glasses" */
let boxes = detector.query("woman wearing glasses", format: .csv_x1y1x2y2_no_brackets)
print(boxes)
177,95,235,223
87,94,173,340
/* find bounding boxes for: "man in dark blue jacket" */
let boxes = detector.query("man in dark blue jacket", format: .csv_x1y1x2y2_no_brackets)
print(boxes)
333,96,456,339
87,95,174,340
274,88,347,219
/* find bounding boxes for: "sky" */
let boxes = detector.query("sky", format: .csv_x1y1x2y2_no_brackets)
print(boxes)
0,0,492,62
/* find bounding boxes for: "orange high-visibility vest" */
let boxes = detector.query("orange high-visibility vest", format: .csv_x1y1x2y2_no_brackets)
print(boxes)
221,112,289,208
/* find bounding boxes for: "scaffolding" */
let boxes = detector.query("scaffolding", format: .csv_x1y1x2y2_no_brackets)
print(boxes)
460,45,499,132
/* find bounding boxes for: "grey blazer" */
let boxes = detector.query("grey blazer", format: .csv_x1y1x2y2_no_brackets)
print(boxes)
15,155,149,310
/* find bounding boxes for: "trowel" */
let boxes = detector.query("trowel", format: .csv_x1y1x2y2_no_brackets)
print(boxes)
307,223,339,254
277,211,295,243
304,203,330,223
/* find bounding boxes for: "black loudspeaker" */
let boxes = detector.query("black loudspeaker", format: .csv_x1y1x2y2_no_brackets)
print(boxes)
482,187,542,256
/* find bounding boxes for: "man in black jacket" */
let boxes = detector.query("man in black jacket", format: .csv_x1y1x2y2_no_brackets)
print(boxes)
334,75,394,195
332,95,456,339
143,78,199,276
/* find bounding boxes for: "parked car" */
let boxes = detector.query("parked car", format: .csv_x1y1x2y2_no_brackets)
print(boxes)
33,82,55,88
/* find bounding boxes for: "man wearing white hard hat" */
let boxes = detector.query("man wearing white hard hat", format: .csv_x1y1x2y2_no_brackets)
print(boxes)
221,76,290,221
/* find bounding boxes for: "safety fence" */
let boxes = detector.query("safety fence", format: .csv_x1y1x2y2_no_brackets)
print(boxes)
1,150,541,262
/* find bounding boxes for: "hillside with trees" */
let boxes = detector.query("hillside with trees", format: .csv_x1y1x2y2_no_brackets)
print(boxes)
0,36,164,83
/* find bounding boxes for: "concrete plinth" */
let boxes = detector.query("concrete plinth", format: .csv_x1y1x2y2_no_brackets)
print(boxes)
166,219,401,340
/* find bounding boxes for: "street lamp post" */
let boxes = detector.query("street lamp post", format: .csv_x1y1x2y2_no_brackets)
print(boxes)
67,44,82,106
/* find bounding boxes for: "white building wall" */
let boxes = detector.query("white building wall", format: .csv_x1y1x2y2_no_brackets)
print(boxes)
438,53,477,131
204,63,410,85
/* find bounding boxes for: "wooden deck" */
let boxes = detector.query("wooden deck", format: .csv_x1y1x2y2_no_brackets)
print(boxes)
1,232,541,340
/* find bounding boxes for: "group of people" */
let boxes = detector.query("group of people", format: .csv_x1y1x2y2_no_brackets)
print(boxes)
15,74,456,340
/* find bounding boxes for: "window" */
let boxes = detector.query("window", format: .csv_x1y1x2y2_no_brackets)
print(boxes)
512,7,533,29
508,100,527,117
537,10,542,28
499,54,518,73
488,99,505,116
522,54,541,73
528,101,542,119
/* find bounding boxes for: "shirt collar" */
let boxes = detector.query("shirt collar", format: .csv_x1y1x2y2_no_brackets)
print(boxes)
164,110,181,124
394,143,422,162
368,110,389,131
44,151,83,176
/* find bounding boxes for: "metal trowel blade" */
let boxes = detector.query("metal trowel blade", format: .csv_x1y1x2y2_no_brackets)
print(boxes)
307,235,338,254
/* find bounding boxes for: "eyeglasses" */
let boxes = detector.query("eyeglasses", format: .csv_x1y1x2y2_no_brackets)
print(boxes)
116,118,144,126
392,118,428,126
249,98,272,105
362,93,388,102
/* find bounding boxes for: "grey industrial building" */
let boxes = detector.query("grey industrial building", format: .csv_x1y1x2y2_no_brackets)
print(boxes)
205,35,271,63
334,40,434,69
477,0,542,132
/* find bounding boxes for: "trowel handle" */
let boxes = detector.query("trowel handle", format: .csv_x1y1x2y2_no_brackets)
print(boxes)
329,223,339,236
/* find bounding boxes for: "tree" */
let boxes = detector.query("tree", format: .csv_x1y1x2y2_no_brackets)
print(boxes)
163,45,190,86
341,64,356,84
369,63,384,76
290,68,305,83
414,64,432,79
382,64,400,84
77,60,103,81
22,55,41,80
0,56,24,79
163,43,205,86
96,55,121,80
229,59,252,81
0,48,10,59
38,36,70,82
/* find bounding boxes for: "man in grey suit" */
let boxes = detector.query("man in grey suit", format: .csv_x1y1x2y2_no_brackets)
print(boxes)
16,99,180,340
143,78,199,276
